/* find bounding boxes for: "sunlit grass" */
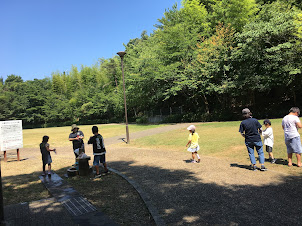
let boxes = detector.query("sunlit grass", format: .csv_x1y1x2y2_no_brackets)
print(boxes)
125,119,302,174
23,123,163,148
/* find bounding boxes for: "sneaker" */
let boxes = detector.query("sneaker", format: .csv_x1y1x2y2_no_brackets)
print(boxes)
197,159,201,163
191,160,197,163
250,165,257,171
94,174,102,178
260,166,268,171
102,170,110,174
271,159,276,164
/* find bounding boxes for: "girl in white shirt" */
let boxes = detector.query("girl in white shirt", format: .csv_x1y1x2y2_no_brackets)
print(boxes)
262,119,276,163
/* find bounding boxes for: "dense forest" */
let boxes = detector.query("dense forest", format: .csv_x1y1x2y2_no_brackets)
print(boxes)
1,0,302,127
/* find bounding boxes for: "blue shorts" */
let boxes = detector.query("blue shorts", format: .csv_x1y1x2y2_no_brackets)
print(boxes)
285,137,302,154
93,154,106,166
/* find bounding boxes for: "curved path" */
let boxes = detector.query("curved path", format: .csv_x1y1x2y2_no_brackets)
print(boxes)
104,124,302,225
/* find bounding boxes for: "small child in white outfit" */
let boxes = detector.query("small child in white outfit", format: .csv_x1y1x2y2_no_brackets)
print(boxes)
262,119,276,163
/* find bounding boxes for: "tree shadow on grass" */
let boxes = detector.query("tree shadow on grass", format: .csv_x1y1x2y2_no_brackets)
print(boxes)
109,160,302,225
2,171,50,206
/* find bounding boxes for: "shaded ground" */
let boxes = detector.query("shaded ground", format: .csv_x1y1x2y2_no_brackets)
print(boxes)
107,146,301,225
2,146,155,225
4,198,76,226
3,123,302,225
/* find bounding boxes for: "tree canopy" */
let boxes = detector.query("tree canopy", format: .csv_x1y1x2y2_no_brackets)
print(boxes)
1,0,302,127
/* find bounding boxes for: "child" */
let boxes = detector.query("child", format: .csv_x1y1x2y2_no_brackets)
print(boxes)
262,119,276,163
186,125,201,163
40,136,56,176
88,126,108,178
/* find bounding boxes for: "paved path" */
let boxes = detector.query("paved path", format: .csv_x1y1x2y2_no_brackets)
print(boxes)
4,198,75,226
104,124,302,225
4,173,117,226
39,173,117,226
105,123,192,145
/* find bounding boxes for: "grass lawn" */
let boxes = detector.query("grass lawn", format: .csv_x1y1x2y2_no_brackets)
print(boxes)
125,119,302,175
23,123,163,148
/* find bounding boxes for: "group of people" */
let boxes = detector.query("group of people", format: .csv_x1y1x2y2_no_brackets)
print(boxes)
239,107,302,170
40,107,302,176
40,124,108,178
186,107,302,170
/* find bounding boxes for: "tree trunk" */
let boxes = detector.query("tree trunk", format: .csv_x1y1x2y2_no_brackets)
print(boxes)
202,93,210,114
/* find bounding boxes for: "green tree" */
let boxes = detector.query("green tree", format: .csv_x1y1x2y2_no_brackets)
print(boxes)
210,0,259,32
231,1,302,108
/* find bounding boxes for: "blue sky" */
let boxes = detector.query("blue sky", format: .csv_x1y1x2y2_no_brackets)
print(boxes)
0,0,181,81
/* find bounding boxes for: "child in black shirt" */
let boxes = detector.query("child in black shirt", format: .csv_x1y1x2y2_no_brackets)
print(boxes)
88,126,108,178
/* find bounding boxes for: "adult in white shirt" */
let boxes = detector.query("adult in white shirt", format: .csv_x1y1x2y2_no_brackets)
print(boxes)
282,107,302,167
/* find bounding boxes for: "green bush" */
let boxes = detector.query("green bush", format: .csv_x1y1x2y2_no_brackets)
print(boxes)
136,116,148,124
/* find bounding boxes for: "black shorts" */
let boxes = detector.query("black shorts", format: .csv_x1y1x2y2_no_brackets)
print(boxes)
266,146,273,153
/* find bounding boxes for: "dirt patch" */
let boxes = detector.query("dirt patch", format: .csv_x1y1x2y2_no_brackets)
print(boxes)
107,145,302,225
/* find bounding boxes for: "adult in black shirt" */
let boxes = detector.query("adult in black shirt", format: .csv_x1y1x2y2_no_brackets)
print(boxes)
239,108,267,171
69,124,84,158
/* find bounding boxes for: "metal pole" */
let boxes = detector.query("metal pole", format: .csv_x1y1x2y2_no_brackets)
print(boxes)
0,159,5,224
117,51,130,144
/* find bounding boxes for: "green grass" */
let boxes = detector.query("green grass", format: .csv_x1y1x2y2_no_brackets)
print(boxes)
127,119,302,173
23,123,163,148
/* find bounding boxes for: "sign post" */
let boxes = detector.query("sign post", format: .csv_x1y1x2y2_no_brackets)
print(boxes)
0,120,23,223
0,159,4,224
0,120,23,154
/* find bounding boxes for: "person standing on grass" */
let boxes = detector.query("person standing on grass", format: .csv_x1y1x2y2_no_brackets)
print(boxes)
69,124,84,159
239,108,267,171
282,107,302,167
262,119,276,164
40,135,56,176
88,126,108,178
186,125,201,163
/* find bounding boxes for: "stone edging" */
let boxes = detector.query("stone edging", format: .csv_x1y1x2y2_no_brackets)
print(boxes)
108,167,166,226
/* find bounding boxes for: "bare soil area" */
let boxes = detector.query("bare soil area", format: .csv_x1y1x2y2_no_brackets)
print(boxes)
107,145,302,225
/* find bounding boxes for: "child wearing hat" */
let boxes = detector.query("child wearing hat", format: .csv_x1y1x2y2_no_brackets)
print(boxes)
186,125,201,163
262,119,276,163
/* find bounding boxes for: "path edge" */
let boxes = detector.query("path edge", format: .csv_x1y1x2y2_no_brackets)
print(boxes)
108,167,166,226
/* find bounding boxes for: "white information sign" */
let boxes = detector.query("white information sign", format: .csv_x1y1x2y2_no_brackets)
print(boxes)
0,120,23,151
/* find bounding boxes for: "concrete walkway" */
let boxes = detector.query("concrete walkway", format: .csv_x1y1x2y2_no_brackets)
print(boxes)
105,123,192,145
4,173,117,226
4,198,75,226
